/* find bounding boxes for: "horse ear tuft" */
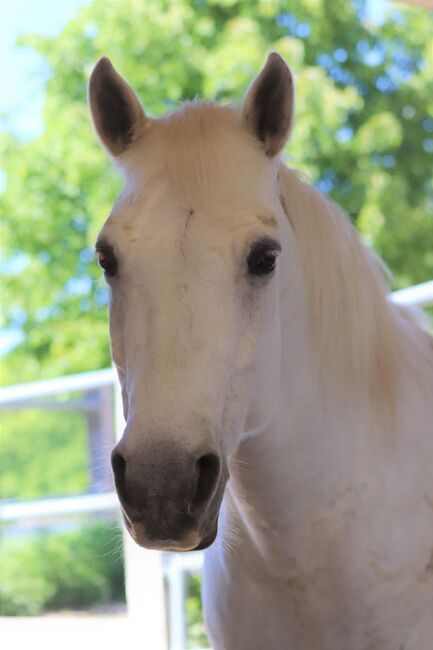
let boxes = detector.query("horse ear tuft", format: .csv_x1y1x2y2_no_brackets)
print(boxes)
243,53,294,157
88,57,147,157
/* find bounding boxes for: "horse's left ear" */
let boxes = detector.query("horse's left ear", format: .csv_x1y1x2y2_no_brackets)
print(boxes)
242,53,294,157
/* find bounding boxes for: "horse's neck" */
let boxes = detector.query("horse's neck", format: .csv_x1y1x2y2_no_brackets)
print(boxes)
229,269,409,562
228,295,432,569
230,332,324,535
228,302,348,562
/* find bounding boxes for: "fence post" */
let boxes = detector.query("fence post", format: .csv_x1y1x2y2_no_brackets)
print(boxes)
168,556,187,650
113,370,168,649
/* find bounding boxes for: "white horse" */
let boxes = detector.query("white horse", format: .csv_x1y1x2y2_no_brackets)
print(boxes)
88,53,433,649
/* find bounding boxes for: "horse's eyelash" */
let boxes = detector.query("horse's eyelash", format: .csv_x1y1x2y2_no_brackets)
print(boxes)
256,237,281,251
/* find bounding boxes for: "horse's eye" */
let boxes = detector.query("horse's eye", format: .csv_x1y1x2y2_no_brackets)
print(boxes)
96,247,117,277
247,242,279,276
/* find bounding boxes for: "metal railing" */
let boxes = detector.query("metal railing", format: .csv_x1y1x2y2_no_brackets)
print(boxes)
1,280,432,649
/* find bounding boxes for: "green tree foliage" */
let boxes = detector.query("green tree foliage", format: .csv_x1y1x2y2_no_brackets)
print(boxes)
186,573,209,648
0,406,88,499
0,520,125,615
1,0,432,383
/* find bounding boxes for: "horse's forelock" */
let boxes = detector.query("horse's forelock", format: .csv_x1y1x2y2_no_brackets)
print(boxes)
121,101,276,201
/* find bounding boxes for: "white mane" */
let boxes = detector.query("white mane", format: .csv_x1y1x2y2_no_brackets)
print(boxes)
278,164,432,420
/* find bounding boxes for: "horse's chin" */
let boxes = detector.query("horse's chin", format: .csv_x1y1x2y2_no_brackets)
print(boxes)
192,521,218,551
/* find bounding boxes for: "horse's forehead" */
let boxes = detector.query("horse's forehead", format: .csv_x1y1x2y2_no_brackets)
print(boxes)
105,195,277,247
103,103,277,239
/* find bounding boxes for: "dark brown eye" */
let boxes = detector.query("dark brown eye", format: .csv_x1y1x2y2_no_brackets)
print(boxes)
96,245,117,277
247,241,279,276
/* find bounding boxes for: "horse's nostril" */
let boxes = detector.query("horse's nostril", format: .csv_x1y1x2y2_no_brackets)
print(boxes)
111,450,126,479
111,450,131,507
192,452,221,510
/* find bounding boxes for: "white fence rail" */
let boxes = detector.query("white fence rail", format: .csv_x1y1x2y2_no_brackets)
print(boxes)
391,280,433,307
1,281,432,649
0,492,119,521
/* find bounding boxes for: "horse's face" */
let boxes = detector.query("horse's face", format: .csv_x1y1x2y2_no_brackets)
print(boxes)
89,54,294,550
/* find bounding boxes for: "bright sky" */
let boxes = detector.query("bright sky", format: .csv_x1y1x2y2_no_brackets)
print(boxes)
0,0,91,139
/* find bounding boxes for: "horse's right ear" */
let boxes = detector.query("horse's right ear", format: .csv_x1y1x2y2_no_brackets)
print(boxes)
88,57,147,157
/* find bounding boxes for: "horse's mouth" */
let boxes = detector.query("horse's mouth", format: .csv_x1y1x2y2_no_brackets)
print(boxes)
117,460,228,552
121,508,219,552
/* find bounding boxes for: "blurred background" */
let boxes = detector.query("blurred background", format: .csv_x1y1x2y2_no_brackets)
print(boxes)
1,0,432,648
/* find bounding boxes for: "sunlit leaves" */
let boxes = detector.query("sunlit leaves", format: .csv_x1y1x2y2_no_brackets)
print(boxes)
353,112,403,153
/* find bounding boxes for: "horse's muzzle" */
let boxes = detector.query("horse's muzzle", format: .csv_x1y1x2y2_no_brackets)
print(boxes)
111,440,226,551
